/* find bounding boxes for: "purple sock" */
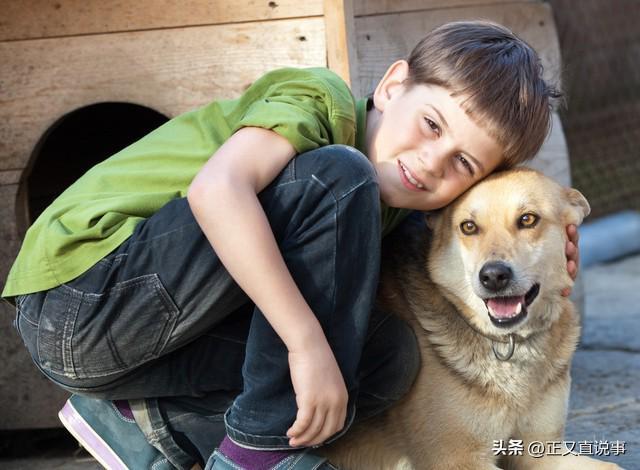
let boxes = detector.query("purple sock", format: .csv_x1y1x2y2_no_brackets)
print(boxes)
113,399,135,421
218,436,294,470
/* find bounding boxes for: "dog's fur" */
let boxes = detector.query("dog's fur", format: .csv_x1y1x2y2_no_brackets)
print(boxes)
324,169,621,469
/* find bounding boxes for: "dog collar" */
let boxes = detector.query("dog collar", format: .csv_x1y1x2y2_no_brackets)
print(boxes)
491,335,516,361
460,316,531,361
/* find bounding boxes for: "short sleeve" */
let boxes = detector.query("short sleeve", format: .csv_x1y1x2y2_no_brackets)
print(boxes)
231,68,357,154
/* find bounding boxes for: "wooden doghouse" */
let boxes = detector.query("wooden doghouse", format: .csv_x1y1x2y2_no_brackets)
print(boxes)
0,0,571,429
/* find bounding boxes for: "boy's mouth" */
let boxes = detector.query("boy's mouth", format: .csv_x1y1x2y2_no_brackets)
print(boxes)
398,160,427,192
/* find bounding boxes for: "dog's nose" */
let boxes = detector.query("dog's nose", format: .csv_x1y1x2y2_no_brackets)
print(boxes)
479,262,513,292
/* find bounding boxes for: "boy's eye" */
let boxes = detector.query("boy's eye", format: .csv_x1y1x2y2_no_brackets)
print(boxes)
424,117,440,135
456,154,475,176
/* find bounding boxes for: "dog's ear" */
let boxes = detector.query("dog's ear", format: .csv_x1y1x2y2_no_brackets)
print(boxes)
563,188,591,226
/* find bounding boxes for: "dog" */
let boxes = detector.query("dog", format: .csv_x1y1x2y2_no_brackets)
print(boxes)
324,169,622,469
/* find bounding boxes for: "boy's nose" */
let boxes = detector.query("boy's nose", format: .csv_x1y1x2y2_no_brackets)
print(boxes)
419,152,446,179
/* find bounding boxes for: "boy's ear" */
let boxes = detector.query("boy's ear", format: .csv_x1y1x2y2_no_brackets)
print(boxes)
372,60,410,112
563,187,591,226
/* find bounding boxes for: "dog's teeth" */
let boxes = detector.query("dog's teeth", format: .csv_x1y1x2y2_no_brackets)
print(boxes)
515,302,522,314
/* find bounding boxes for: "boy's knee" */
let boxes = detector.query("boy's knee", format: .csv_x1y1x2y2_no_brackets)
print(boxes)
295,145,378,199
313,144,375,176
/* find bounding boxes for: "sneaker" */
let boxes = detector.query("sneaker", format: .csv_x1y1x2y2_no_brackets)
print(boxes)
206,449,339,470
59,394,173,470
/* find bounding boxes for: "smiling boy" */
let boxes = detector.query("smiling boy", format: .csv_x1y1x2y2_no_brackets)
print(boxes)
4,21,576,470
366,61,503,211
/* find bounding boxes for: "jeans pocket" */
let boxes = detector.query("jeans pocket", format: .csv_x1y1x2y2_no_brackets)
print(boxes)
37,274,179,379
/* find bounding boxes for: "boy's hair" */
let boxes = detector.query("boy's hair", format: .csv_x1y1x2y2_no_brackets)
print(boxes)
406,21,561,169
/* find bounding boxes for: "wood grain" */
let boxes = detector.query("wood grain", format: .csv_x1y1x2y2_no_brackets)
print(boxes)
323,0,359,95
0,0,324,41
0,18,326,169
354,0,536,16
354,2,561,95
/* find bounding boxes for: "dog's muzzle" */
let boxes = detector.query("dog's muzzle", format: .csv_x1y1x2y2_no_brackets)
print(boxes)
478,261,540,328
482,283,540,328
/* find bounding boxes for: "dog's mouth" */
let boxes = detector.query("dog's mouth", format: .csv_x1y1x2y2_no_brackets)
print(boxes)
483,283,540,328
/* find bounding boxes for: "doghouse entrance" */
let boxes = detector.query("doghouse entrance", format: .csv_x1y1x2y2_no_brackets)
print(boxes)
20,103,169,230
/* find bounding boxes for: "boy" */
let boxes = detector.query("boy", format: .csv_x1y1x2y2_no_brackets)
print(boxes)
4,21,578,470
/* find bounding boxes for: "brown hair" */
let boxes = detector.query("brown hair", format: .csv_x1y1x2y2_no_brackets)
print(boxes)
406,21,561,169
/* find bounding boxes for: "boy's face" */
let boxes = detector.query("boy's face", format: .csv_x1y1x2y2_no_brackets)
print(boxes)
366,61,504,211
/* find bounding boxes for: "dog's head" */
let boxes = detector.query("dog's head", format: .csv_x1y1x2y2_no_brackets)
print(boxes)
427,168,590,337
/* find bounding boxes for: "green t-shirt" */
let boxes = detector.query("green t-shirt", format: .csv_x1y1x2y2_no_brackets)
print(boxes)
2,67,410,297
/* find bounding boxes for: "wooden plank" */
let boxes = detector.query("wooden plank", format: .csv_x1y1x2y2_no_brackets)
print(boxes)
354,2,561,96
0,0,324,41
323,0,360,95
354,0,536,17
0,18,326,169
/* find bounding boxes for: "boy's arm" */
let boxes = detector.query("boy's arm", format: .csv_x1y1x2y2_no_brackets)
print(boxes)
188,127,347,447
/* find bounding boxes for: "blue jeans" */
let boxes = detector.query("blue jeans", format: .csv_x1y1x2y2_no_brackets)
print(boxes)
14,146,420,468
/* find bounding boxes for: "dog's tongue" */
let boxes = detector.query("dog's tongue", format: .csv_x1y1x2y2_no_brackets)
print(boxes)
487,296,525,318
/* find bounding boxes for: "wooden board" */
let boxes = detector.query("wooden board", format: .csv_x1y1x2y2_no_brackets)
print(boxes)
354,0,536,16
323,0,359,94
0,18,326,170
354,2,561,95
0,0,324,41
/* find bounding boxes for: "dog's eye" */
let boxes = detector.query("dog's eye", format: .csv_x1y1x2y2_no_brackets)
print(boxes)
460,220,478,235
518,213,539,229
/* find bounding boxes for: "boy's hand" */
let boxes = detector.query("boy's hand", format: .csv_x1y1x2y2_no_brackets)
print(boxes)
562,224,580,297
286,339,348,448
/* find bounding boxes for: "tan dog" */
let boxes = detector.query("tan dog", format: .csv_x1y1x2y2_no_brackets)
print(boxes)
324,169,622,470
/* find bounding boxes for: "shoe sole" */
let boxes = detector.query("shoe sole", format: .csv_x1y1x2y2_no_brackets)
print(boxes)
59,399,128,470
